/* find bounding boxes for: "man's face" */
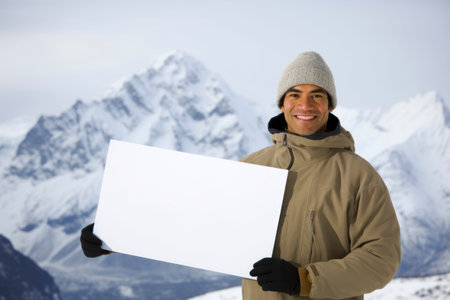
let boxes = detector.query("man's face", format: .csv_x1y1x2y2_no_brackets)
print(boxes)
280,84,333,136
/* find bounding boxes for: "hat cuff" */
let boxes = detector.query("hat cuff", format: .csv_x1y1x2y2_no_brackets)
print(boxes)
277,67,336,108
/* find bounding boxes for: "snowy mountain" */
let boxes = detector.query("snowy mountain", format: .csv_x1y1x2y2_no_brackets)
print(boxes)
0,50,449,299
0,50,270,299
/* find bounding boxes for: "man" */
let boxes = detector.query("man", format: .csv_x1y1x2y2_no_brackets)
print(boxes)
241,51,401,299
81,52,401,299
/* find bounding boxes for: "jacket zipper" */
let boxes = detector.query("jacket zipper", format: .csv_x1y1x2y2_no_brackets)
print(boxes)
283,134,295,170
309,211,315,262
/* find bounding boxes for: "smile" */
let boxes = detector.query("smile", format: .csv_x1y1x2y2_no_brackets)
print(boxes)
295,115,316,120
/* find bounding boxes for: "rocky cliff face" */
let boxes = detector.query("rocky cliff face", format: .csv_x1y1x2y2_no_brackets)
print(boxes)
0,234,62,300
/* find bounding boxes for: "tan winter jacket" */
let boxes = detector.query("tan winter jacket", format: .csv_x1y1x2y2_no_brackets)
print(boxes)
240,114,401,300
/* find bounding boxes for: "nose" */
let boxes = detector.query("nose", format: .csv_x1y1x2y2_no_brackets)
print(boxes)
295,95,315,109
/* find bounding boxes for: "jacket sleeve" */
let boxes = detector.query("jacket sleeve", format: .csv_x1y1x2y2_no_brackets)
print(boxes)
306,178,401,299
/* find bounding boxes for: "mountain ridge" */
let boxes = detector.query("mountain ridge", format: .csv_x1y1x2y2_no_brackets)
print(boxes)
0,50,271,299
0,51,448,298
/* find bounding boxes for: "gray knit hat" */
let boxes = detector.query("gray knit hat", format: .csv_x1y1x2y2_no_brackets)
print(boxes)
277,51,337,108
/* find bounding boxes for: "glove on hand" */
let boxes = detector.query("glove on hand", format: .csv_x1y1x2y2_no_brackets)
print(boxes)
249,257,300,295
80,223,110,258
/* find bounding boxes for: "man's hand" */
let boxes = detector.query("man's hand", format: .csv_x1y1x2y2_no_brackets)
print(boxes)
249,257,300,295
80,223,111,258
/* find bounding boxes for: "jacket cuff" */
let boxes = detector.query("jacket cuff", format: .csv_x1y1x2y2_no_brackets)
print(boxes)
299,266,312,297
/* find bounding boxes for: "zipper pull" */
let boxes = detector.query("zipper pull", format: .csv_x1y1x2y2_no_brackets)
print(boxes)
283,134,287,146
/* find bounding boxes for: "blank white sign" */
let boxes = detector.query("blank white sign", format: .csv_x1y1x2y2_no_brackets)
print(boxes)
94,139,288,279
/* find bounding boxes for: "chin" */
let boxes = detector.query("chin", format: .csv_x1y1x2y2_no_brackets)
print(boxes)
293,129,317,136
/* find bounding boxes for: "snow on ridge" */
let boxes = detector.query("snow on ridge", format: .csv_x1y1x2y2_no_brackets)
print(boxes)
188,272,450,300
376,91,447,134
153,49,200,71
334,90,448,161
101,49,206,101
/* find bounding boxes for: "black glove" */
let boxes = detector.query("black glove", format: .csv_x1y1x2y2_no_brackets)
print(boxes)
80,223,110,257
249,257,300,295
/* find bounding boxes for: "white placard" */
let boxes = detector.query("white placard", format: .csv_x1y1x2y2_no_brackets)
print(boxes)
94,139,287,279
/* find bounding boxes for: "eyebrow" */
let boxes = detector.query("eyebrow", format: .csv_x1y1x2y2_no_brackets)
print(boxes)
286,87,327,94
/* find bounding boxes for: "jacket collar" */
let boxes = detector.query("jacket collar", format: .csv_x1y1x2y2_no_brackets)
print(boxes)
268,112,355,153
268,112,341,140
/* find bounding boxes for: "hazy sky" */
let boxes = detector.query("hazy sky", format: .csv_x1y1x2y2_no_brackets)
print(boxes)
0,0,449,124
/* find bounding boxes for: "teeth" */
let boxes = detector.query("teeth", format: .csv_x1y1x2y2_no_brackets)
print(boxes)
295,115,315,120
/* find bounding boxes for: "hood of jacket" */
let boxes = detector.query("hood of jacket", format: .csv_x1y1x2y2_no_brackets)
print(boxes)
267,112,355,161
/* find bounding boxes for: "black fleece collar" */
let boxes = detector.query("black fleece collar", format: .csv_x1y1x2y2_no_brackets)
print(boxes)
268,112,341,140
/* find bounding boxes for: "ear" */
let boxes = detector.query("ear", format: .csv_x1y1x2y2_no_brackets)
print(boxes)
328,106,334,113
280,106,285,113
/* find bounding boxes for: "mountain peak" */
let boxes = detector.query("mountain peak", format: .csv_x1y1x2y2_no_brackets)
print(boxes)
102,50,207,100
149,49,208,87
375,91,448,135
153,49,198,68
5,50,269,182
405,90,443,108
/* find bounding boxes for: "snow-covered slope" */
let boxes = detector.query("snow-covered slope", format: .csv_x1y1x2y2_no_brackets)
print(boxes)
188,272,450,300
0,50,449,299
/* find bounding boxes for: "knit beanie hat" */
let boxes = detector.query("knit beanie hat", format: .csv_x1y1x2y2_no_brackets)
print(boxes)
277,51,337,108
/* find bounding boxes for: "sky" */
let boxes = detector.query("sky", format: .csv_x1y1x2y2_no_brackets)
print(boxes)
0,0,449,125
